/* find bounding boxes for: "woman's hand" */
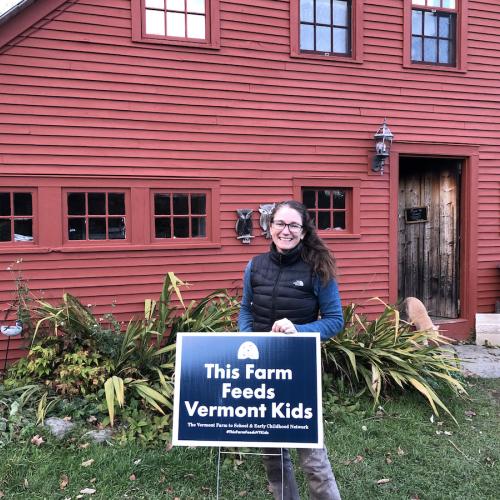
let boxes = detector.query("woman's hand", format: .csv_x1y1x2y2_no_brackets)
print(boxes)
271,318,297,334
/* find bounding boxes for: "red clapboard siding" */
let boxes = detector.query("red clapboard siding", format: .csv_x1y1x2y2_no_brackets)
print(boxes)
0,0,499,356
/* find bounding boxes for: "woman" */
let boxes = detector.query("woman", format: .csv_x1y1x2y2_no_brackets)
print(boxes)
238,200,343,500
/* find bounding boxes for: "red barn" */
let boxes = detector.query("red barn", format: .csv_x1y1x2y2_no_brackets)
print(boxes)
1,0,499,363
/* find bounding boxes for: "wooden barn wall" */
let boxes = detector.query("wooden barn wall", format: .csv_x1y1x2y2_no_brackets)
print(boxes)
0,0,499,358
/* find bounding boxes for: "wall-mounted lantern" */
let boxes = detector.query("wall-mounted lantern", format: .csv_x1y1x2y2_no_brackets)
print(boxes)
235,209,254,244
372,118,394,174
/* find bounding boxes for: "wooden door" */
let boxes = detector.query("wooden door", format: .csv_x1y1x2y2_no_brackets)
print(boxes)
398,158,461,319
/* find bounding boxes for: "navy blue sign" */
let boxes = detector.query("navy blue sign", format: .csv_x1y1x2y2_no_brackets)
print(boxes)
173,332,322,448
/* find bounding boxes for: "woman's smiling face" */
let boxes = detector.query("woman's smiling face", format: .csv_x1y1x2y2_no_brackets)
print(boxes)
270,206,304,253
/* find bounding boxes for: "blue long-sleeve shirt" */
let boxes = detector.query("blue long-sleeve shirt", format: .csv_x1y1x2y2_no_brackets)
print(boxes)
238,260,344,341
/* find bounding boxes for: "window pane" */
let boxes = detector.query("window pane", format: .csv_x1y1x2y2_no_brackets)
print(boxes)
0,193,10,216
424,38,437,62
333,27,348,54
300,24,314,50
442,0,455,8
318,190,330,209
167,0,185,10
191,194,206,214
412,10,422,35
439,15,450,37
187,13,205,39
412,0,425,5
192,217,206,237
167,12,185,37
439,39,450,63
14,219,33,241
0,219,11,241
318,211,331,230
302,190,315,208
333,0,348,27
89,218,106,240
108,217,126,239
146,0,164,8
88,193,106,215
13,193,32,215
300,0,314,23
68,218,86,240
108,193,125,215
173,194,189,214
316,26,331,52
333,190,345,209
173,217,189,237
68,193,85,215
145,9,166,35
412,36,422,61
316,0,331,24
187,0,205,13
333,212,346,229
155,194,171,215
427,0,440,6
155,218,171,238
424,12,437,36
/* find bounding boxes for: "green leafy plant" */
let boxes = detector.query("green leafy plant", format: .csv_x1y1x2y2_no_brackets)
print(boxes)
103,272,239,427
322,300,467,422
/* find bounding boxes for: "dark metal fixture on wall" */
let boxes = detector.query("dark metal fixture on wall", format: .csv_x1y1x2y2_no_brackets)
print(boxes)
372,118,394,174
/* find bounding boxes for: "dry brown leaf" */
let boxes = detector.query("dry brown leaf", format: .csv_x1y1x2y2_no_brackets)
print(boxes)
90,478,96,483
465,410,477,417
23,478,29,488
31,435,44,446
238,491,247,496
59,474,69,490
129,474,136,481
63,416,72,421
376,478,391,485
385,454,393,464
79,442,90,449
165,442,173,452
397,447,405,456
0,490,5,497
354,455,364,463
81,459,95,467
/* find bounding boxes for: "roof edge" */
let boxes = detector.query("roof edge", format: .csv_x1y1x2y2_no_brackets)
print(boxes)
0,0,69,51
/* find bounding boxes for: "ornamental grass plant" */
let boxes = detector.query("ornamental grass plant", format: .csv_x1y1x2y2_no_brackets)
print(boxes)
322,300,467,422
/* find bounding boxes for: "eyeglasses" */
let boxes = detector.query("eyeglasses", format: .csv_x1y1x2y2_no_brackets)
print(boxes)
272,221,303,233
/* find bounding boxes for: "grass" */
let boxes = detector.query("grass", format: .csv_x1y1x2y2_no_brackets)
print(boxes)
0,378,498,499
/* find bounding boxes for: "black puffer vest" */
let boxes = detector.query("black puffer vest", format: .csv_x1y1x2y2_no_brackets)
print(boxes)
250,243,319,332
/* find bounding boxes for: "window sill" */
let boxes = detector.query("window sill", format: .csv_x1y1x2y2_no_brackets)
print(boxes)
132,36,220,50
403,62,467,74
289,52,363,65
0,243,222,254
317,232,361,239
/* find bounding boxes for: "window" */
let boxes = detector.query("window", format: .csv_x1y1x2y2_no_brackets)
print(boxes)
293,178,360,237
411,0,456,65
290,0,362,62
0,190,35,244
65,191,127,242
300,0,351,55
153,191,207,239
302,188,350,232
405,0,466,71
131,0,220,49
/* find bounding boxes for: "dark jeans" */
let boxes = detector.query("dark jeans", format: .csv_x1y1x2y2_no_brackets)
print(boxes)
262,447,341,500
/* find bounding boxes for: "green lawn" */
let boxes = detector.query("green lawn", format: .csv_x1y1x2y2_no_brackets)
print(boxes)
0,379,498,499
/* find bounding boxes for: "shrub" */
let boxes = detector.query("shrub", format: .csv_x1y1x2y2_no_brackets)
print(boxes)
322,301,467,421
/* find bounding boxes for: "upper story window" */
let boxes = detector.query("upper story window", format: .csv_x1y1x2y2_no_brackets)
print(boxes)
153,191,207,239
131,0,220,49
299,0,352,56
145,0,206,40
411,0,456,66
0,191,34,244
290,1,363,62
65,191,127,242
